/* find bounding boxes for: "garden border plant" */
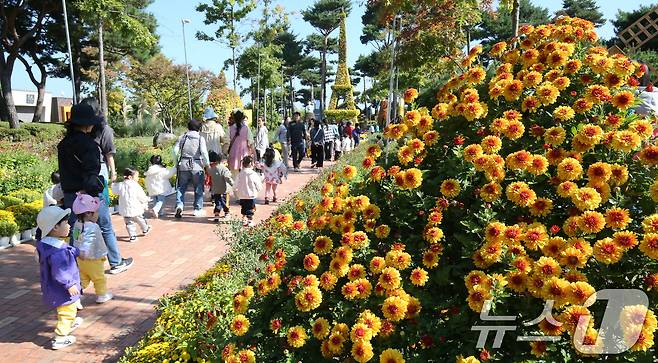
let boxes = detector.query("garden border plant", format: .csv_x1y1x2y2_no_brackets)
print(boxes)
119,143,368,363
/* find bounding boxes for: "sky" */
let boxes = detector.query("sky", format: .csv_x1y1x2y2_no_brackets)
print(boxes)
9,0,653,100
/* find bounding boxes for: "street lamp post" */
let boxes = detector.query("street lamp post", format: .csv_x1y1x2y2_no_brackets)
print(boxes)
61,0,77,104
182,19,193,120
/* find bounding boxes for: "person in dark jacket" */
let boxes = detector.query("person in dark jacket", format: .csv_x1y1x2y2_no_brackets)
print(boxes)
309,119,325,168
58,103,133,275
36,206,82,350
287,112,307,171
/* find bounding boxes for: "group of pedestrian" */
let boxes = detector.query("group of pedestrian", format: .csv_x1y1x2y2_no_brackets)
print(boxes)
35,99,362,350
38,99,135,350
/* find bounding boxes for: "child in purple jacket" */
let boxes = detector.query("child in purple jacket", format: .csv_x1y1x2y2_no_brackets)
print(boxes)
36,206,83,350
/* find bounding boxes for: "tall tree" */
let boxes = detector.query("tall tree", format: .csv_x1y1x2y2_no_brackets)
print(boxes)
129,54,218,132
0,0,59,128
472,0,550,47
557,0,605,27
370,0,483,87
74,0,157,117
196,0,256,92
45,1,158,104
302,0,351,119
273,29,305,117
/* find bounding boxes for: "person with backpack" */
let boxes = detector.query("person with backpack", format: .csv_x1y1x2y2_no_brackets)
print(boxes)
173,119,210,219
310,119,325,168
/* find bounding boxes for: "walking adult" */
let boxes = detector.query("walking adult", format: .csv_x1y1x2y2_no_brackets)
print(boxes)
310,119,325,168
58,103,133,274
344,121,354,150
227,110,253,179
353,123,362,147
322,119,334,162
287,112,306,172
277,117,290,168
174,119,210,219
254,116,269,162
200,107,226,156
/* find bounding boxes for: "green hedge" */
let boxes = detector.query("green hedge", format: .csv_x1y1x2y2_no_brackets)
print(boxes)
114,137,177,173
120,144,368,363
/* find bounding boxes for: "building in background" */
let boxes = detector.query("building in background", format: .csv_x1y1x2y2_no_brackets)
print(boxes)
10,90,72,123
12,89,52,123
51,97,73,123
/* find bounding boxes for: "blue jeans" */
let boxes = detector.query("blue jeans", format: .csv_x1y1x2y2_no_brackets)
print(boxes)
176,170,204,211
64,192,122,267
152,194,166,216
213,194,229,214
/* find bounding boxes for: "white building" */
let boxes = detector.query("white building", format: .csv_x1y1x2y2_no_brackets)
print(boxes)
12,89,53,123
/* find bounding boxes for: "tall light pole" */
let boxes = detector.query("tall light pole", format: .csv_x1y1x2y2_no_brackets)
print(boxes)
61,0,76,104
182,19,193,120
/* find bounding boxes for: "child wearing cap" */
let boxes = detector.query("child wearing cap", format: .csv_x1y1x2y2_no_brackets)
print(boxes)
36,206,83,350
72,193,113,304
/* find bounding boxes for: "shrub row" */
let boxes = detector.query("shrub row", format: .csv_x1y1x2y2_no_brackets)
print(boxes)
0,188,43,237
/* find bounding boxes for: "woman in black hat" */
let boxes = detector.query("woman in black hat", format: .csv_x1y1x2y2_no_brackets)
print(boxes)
57,103,133,274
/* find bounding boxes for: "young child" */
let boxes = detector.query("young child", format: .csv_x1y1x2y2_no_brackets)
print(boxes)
235,156,263,227
36,206,83,350
208,151,233,221
71,193,113,304
111,167,151,242
260,147,287,205
43,171,64,207
334,136,342,160
144,155,176,218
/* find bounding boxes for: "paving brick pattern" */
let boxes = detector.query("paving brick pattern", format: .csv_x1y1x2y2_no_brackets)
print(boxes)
0,159,329,362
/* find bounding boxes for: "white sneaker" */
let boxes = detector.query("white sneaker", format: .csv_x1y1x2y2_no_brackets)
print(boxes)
143,225,151,236
51,335,76,350
70,317,84,333
247,220,256,227
75,300,83,310
96,292,113,304
193,209,206,217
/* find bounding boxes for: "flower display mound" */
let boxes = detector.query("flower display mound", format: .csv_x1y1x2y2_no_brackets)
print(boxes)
222,17,658,362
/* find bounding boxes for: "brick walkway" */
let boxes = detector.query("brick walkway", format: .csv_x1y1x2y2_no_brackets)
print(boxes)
0,159,330,363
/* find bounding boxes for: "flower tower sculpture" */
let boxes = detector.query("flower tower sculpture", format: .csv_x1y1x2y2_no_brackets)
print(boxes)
222,17,658,363
324,11,360,123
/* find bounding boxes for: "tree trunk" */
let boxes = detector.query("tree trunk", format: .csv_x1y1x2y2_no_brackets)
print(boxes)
289,76,294,118
32,81,46,123
1,70,19,128
320,34,328,119
232,46,237,91
511,0,520,37
99,18,108,117
73,41,82,101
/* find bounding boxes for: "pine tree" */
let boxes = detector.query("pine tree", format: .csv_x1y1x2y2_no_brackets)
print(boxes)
558,0,605,27
325,12,359,123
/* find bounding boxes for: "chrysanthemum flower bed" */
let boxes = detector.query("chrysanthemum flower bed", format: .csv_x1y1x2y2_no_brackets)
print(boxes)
220,17,658,363
120,147,367,363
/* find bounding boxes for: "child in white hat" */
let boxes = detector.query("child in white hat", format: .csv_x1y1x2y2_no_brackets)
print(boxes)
72,193,113,304
35,206,83,350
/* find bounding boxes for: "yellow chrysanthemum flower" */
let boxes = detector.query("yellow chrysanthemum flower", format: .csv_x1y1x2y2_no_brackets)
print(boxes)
312,317,330,340
351,340,374,363
571,187,602,211
440,179,461,198
230,314,250,336
381,296,408,322
553,105,575,121
287,326,307,348
557,157,583,181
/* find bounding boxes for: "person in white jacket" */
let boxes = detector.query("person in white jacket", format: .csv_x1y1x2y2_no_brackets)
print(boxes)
111,167,151,242
235,156,263,227
254,117,269,162
144,155,176,218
